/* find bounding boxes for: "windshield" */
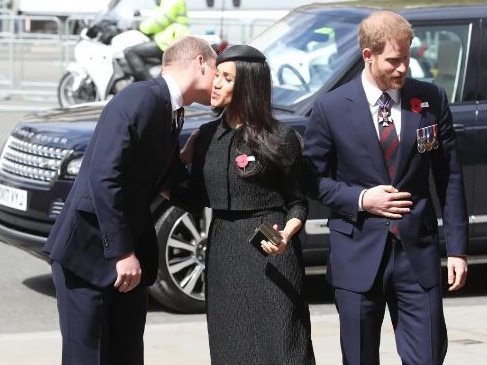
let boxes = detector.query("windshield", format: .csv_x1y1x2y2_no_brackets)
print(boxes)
248,6,367,107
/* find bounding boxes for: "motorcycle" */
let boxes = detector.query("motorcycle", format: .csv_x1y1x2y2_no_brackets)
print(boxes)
58,20,224,107
57,22,163,107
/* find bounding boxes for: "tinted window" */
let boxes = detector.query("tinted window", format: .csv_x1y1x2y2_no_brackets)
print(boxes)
248,8,365,107
410,24,471,103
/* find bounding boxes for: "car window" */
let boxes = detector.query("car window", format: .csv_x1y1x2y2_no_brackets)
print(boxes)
410,24,471,103
249,8,474,108
249,8,365,107
480,19,487,101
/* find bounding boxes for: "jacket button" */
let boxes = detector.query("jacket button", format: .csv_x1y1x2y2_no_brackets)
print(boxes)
385,221,390,226
102,234,109,249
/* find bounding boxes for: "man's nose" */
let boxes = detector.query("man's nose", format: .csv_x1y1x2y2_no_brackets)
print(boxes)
397,62,409,73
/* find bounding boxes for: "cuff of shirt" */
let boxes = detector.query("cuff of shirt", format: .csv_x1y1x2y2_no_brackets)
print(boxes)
358,189,368,211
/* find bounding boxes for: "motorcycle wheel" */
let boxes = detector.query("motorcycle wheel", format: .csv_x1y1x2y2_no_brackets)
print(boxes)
57,72,98,107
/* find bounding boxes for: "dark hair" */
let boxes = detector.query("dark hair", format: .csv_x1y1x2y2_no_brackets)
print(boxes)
228,60,291,168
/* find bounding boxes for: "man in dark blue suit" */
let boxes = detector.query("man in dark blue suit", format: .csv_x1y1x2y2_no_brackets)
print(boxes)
302,10,468,365
43,35,217,365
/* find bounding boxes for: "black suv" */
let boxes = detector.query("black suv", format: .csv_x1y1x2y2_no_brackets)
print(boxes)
1,2,486,313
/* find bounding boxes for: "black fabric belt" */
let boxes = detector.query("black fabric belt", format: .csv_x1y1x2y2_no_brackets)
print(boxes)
213,208,283,221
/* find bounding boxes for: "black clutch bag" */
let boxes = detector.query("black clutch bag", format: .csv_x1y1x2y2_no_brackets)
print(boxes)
248,223,283,254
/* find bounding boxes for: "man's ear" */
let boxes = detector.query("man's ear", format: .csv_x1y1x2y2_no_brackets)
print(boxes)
363,48,373,63
196,55,205,73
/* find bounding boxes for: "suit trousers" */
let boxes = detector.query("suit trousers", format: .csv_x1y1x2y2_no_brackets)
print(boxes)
333,236,447,365
52,261,148,365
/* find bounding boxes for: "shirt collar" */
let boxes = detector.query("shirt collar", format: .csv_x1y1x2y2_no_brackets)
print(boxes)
361,71,400,106
162,74,183,112
216,112,239,139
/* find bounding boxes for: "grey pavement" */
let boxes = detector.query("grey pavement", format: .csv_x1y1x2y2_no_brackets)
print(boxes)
0,93,58,112
0,97,486,364
1,303,486,365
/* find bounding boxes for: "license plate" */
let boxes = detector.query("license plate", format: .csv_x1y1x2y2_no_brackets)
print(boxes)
0,184,28,211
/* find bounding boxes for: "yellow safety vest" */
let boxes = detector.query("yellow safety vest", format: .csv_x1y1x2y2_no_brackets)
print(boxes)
139,0,190,51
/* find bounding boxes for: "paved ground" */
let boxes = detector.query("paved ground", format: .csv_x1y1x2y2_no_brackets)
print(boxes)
1,301,486,365
0,96,486,364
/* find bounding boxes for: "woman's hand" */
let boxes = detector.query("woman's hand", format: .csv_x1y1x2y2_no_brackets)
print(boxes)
160,190,171,200
260,218,303,255
260,224,291,255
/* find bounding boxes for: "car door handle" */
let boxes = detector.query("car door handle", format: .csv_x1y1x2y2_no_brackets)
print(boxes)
453,123,465,133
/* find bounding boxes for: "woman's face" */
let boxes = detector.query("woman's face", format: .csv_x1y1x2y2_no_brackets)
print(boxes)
211,61,236,108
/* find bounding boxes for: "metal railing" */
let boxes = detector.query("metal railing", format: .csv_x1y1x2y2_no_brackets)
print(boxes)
0,13,71,102
0,11,278,105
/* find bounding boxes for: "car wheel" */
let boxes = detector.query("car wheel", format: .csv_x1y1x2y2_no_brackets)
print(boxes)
149,206,211,313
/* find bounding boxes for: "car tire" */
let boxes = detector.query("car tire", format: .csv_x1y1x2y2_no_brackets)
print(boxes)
149,206,211,313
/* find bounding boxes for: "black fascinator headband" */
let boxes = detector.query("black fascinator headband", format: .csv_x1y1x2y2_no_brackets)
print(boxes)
216,45,266,65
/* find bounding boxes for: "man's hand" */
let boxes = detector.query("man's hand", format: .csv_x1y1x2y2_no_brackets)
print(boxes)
362,185,412,218
114,252,142,293
447,255,468,291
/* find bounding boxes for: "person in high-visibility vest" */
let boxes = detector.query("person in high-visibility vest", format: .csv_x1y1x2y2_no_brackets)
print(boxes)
125,0,190,81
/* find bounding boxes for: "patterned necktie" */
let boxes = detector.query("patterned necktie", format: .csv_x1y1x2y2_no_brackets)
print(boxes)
378,92,401,240
378,92,399,180
177,107,185,130
174,107,185,133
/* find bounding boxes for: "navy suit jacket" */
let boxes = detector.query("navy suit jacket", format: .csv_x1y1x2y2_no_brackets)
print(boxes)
303,76,468,292
44,77,181,287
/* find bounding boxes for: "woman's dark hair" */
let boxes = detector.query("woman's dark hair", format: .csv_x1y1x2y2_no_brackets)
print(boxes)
228,60,291,168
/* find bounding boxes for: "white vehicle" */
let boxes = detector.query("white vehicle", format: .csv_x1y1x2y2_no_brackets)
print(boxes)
10,0,111,17
57,20,221,107
57,27,159,107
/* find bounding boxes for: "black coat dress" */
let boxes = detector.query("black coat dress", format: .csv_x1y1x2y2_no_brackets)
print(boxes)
173,116,315,365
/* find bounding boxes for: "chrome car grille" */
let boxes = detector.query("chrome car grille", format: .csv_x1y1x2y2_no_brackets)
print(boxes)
0,135,72,185
49,200,65,218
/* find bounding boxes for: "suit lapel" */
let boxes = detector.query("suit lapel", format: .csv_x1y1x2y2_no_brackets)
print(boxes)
151,77,175,192
393,81,423,185
348,79,390,182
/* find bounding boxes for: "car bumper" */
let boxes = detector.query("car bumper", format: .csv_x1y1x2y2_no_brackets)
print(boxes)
0,223,48,260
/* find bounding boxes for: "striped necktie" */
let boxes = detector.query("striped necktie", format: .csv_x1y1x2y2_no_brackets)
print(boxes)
378,92,401,240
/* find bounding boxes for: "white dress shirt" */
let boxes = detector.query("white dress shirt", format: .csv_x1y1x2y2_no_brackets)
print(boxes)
358,72,403,210
361,71,402,140
162,74,183,116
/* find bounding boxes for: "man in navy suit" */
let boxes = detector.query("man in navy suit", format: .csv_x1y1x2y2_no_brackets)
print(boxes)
43,35,217,365
302,10,468,365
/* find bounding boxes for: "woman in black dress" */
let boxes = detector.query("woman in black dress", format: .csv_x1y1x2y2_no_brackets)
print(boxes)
170,45,315,365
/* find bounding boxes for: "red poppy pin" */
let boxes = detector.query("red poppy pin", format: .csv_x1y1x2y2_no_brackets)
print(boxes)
235,154,255,168
410,97,429,113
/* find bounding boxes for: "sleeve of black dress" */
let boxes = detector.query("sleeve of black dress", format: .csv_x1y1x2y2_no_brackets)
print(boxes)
168,122,217,213
279,128,308,224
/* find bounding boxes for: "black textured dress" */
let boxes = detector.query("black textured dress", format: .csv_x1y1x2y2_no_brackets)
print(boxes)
173,117,315,365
